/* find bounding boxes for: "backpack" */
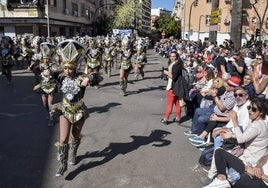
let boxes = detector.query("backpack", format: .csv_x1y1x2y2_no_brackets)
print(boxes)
198,145,214,167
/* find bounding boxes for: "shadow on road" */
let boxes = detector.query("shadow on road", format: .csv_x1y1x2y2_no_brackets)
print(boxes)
89,102,122,114
65,129,171,180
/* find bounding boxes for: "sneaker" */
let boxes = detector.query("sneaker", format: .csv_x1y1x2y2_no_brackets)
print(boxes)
200,176,213,186
161,118,168,125
189,136,205,143
202,178,231,188
198,146,206,152
184,130,198,137
191,141,207,147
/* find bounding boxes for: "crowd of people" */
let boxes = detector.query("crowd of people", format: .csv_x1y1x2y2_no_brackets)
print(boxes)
157,38,268,188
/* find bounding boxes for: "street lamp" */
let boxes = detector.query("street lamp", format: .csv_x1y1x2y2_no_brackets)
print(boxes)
45,0,50,38
198,15,205,40
188,0,198,40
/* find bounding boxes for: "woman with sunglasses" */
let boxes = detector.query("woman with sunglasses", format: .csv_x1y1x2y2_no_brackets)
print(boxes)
203,98,268,188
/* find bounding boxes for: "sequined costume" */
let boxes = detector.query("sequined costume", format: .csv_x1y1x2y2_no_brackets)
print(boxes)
37,61,60,94
56,73,89,124
120,48,133,70
85,48,102,70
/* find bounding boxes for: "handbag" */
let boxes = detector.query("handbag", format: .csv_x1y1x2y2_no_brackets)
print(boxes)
221,138,238,150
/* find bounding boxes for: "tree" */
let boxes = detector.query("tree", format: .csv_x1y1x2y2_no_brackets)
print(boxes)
95,15,114,36
111,0,136,29
230,0,243,50
155,15,181,38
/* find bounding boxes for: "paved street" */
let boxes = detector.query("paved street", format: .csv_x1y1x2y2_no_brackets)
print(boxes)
0,50,207,188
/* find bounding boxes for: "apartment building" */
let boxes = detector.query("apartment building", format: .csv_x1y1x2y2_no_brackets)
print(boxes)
151,8,172,30
172,0,268,44
0,0,96,37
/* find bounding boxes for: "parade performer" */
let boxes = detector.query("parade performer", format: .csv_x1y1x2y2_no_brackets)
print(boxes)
84,37,102,88
0,36,14,85
103,36,116,77
28,36,43,84
118,35,133,96
32,42,59,126
54,40,101,176
133,38,147,80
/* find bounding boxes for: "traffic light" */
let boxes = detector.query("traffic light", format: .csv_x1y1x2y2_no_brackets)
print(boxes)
194,0,198,7
256,28,261,37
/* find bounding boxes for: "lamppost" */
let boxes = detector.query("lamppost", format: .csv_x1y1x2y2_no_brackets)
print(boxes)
188,0,198,40
198,15,205,40
46,0,50,38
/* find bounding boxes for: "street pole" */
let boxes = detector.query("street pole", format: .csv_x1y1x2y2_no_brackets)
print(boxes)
46,0,50,38
188,1,195,41
183,0,186,40
198,15,205,40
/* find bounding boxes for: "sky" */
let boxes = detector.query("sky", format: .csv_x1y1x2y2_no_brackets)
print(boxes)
152,0,175,11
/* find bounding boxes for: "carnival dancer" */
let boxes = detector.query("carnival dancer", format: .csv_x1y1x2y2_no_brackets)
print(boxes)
32,42,59,126
133,38,147,80
84,37,102,88
117,35,133,96
103,36,116,77
0,36,14,85
53,39,101,176
28,36,43,84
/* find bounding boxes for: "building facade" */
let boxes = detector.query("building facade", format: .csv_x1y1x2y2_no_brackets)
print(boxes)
0,0,96,37
172,0,268,45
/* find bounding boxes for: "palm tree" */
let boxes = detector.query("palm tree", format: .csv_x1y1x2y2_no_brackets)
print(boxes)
230,0,243,50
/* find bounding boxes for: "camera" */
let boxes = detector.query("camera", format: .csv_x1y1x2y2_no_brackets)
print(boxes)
160,67,168,81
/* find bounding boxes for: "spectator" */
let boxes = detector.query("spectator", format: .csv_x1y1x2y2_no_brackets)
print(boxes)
188,76,241,145
183,77,226,136
203,98,268,188
160,51,183,125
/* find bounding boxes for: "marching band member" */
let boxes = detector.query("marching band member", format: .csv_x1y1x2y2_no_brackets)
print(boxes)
32,42,59,126
118,35,133,96
54,40,101,176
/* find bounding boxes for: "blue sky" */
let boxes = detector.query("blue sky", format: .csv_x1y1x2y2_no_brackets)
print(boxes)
152,0,175,11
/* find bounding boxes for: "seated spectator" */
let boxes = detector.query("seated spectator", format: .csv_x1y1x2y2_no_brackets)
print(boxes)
251,57,268,99
203,98,268,188
233,154,268,188
227,52,246,79
207,87,251,179
242,74,255,100
183,76,236,137
188,67,215,113
188,76,241,145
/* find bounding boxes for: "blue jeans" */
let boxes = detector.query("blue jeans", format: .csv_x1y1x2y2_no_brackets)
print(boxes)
191,104,215,135
214,135,224,150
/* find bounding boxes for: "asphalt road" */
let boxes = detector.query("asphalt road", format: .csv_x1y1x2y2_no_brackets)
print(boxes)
0,50,207,188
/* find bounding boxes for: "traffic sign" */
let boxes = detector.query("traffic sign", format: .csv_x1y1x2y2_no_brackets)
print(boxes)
210,17,221,25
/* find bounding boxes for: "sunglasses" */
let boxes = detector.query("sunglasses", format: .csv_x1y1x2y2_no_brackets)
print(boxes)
234,93,245,98
247,105,258,113
256,58,263,60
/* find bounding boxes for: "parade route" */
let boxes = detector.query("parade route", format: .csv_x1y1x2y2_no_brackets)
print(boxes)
0,49,207,188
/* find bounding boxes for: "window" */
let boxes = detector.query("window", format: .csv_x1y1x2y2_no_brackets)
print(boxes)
72,3,78,16
205,15,210,25
206,0,212,3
